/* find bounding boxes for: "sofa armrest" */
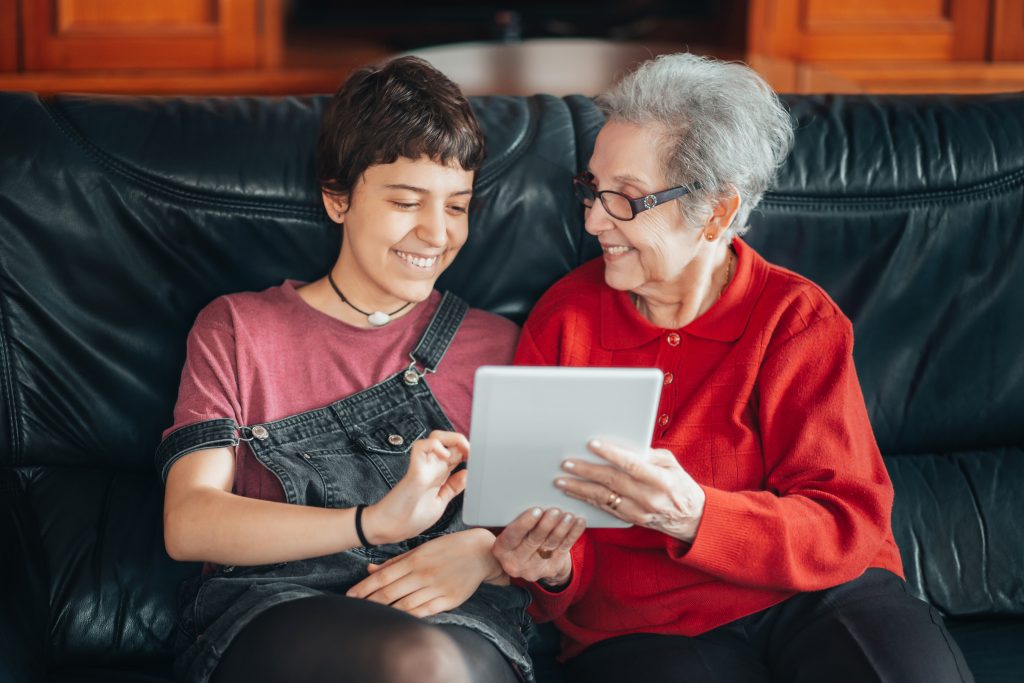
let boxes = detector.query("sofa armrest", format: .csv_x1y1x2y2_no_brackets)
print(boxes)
0,468,48,683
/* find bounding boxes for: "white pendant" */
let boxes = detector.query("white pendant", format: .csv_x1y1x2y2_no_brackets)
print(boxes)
367,311,391,326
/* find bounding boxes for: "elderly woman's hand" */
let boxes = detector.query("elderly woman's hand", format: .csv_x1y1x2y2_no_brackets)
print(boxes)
492,508,587,587
557,440,706,543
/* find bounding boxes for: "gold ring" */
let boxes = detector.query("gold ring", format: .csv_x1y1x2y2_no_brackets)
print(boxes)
536,548,554,560
607,492,623,511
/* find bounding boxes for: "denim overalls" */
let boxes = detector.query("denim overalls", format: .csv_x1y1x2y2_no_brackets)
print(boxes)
157,292,534,682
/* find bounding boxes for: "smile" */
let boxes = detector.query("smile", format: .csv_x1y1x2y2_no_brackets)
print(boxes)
394,250,441,269
603,245,634,255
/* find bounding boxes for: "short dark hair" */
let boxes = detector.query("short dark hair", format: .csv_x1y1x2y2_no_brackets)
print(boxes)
316,56,486,197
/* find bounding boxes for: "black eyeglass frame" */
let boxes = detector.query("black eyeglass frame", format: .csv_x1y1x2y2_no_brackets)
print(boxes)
572,172,700,221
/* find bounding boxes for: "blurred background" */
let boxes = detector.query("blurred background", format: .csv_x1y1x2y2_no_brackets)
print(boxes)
1,0,1023,96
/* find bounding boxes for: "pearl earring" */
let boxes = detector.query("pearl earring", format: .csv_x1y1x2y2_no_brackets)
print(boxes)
705,231,716,241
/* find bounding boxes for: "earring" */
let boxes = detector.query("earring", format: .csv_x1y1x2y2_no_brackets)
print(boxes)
704,231,716,241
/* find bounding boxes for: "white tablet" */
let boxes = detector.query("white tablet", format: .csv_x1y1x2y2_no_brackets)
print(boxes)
463,366,663,528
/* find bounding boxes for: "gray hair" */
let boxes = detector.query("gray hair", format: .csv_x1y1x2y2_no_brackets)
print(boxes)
597,53,794,235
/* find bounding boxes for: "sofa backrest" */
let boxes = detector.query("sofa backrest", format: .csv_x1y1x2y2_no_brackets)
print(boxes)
1,91,1022,670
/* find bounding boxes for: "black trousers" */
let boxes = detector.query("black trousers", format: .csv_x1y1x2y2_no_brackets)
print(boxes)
210,595,521,683
566,569,974,683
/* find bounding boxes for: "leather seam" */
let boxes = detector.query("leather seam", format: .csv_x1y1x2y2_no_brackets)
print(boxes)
761,167,1024,211
473,95,542,190
40,97,322,219
883,447,1020,458
0,253,21,466
566,94,605,266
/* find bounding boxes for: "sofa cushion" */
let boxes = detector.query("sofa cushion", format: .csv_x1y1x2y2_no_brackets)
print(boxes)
946,618,1024,683
10,467,197,668
886,451,1024,616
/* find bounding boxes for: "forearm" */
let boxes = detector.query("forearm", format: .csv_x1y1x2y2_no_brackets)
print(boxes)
164,487,366,565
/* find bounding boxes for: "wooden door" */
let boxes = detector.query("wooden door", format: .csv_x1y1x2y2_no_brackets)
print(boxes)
21,0,280,71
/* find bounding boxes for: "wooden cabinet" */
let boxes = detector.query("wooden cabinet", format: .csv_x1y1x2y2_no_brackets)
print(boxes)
2,0,1022,95
20,0,280,71
0,0,303,93
993,0,1024,60
748,0,1024,92
749,0,989,61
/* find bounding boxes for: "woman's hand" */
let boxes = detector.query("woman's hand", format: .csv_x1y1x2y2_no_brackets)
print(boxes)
363,430,469,544
556,440,706,543
346,528,505,617
492,508,586,587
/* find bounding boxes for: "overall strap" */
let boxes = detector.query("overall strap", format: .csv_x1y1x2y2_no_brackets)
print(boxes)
409,291,469,373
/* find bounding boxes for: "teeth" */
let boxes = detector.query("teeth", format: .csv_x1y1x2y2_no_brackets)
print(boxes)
604,245,633,255
395,251,439,269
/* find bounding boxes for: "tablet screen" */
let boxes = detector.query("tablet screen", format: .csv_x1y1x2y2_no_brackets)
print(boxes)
463,366,662,528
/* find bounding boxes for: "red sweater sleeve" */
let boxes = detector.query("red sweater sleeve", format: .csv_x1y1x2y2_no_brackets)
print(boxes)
669,313,895,592
517,533,591,623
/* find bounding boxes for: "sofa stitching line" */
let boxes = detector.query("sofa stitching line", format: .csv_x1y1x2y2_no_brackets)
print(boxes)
40,97,322,219
0,247,21,465
473,95,542,190
0,293,19,465
761,167,1024,211
567,95,604,266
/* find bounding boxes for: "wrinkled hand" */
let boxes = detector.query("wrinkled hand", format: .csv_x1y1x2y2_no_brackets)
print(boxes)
492,508,586,587
346,528,505,617
556,440,705,543
365,431,469,544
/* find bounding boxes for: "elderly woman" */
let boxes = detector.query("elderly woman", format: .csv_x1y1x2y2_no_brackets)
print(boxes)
492,54,973,682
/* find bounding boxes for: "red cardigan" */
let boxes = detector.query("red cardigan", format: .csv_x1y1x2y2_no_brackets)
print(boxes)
515,238,904,661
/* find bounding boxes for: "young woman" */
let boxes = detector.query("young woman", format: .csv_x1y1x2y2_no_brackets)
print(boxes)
157,57,531,683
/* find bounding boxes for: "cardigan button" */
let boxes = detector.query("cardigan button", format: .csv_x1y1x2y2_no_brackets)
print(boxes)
663,372,674,385
666,333,680,346
657,413,670,427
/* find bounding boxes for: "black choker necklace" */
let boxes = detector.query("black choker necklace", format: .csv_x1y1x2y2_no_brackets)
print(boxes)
327,272,412,326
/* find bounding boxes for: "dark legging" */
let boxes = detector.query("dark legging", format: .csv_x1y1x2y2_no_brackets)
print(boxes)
211,595,521,683
566,569,975,683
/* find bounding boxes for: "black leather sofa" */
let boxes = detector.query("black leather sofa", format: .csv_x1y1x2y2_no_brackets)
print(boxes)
1,89,1022,683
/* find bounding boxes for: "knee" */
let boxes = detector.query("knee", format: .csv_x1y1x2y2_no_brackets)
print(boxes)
378,624,470,683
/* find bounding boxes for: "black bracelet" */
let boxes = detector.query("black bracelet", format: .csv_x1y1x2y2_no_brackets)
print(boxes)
354,504,374,548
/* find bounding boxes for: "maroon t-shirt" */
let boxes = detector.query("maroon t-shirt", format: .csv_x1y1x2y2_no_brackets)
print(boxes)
163,281,519,502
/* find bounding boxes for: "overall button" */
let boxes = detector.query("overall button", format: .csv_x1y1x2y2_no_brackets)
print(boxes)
302,453,311,460
251,425,269,440
666,333,681,346
663,372,674,385
387,434,405,446
657,414,670,427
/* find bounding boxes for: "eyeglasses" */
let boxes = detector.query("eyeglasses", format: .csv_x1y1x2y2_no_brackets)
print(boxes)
572,172,699,221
